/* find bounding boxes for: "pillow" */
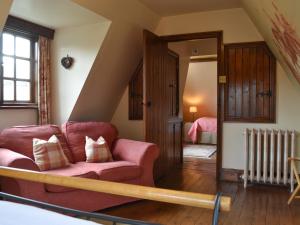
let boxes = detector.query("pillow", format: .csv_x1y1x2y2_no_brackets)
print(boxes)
85,136,113,163
33,135,70,171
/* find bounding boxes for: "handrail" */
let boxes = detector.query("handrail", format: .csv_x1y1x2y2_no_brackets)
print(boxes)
0,166,231,212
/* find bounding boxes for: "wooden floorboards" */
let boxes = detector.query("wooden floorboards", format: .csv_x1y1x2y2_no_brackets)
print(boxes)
101,168,300,225
183,154,216,175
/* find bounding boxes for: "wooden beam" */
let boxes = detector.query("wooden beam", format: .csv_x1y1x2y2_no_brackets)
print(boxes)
5,15,55,39
190,56,218,63
0,166,231,211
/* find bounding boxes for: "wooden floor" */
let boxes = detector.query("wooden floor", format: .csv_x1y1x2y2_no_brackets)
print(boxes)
183,153,216,175
101,168,300,225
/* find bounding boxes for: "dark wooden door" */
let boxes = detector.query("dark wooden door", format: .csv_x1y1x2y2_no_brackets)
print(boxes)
143,30,180,179
224,42,276,122
129,60,143,120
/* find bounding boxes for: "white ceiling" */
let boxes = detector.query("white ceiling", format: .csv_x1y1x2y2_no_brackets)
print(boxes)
9,0,107,29
139,0,242,16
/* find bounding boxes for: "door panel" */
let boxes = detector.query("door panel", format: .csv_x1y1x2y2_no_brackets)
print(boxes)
143,30,180,179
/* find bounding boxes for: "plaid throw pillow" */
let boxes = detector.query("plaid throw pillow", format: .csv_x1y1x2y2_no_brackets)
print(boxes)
85,136,113,163
33,135,70,171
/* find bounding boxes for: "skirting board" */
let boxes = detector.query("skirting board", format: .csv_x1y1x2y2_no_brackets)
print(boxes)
221,168,243,182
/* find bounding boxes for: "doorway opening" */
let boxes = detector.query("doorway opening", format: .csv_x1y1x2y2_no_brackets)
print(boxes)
162,32,223,180
143,31,223,180
168,38,218,177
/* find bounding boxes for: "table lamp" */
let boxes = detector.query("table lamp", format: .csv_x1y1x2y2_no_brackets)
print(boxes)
189,106,197,122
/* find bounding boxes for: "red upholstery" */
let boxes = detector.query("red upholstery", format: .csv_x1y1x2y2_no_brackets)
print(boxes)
0,122,159,212
62,121,118,162
0,125,74,163
75,161,142,182
44,170,99,193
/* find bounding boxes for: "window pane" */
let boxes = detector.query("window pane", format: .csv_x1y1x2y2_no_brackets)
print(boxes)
16,59,30,79
3,56,14,78
16,81,30,101
16,37,31,58
2,33,14,55
3,79,14,101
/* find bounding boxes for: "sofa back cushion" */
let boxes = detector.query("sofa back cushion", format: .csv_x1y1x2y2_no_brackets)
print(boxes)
0,125,74,163
62,122,118,162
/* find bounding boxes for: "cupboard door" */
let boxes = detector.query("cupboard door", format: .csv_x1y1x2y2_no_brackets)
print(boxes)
224,42,276,122
129,60,143,120
166,50,179,117
143,30,181,179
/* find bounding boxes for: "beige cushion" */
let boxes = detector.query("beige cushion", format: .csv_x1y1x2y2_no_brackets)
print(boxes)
85,136,113,163
33,135,70,171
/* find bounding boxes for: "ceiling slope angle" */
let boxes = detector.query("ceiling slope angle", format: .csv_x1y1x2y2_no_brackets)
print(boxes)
242,0,300,86
68,0,160,122
9,0,107,29
9,0,111,124
138,0,242,16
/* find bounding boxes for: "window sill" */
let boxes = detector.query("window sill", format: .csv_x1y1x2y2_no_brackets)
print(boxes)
0,104,38,109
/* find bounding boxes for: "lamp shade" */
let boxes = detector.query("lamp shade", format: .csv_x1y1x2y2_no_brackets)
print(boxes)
189,106,197,113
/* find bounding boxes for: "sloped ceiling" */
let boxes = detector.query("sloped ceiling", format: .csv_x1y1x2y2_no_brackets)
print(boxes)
242,0,300,86
139,0,242,16
9,0,106,29
69,0,160,122
0,0,12,31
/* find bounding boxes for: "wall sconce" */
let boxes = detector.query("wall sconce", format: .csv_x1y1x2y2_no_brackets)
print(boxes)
189,106,197,122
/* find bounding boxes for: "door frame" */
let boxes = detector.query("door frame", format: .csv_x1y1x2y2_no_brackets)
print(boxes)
161,31,224,180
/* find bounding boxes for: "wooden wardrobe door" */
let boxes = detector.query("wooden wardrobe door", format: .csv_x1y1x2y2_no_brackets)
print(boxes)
166,50,179,117
143,30,181,179
129,60,143,120
224,42,276,123
143,30,169,179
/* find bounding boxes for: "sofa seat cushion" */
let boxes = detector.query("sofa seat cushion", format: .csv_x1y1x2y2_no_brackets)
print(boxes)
0,125,74,163
76,161,142,182
43,165,99,193
43,161,142,193
62,122,118,162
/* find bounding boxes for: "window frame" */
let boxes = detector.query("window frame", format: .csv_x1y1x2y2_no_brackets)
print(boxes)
0,26,38,108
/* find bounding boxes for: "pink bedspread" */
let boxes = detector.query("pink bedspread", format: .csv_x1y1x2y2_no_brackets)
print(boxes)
188,117,217,143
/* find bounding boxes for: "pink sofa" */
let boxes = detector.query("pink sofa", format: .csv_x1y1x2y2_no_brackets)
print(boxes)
0,121,159,212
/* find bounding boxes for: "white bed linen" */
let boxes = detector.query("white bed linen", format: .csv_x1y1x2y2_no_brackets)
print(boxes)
0,200,102,225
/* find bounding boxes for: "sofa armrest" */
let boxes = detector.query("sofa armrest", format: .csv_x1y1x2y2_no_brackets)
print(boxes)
112,139,159,166
0,148,46,198
112,139,159,186
0,148,40,171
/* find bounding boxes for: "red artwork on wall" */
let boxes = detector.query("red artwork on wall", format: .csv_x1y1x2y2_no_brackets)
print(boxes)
266,2,300,83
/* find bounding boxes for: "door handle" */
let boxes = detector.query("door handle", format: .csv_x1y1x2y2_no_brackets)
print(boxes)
142,101,151,107
257,91,272,97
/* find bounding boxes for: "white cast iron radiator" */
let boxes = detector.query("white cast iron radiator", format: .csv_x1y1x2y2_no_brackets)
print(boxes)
243,129,296,191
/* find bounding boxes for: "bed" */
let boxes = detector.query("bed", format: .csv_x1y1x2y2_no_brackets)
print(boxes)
0,200,101,225
184,117,217,145
0,192,159,225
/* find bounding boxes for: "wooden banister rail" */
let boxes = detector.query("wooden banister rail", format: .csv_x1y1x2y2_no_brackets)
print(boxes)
0,166,231,212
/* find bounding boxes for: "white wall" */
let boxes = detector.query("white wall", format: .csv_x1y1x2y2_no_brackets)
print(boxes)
0,109,37,131
68,0,160,122
156,8,263,43
183,61,217,122
223,63,300,169
111,87,144,141
178,57,190,118
51,21,111,124
156,8,300,170
112,8,263,142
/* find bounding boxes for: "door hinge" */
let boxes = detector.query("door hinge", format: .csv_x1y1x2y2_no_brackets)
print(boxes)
219,76,227,84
